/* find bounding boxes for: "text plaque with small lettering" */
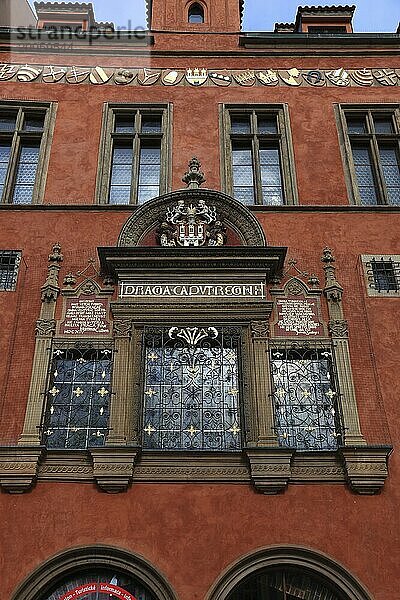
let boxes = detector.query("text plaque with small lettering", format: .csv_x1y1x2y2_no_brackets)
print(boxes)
60,296,110,335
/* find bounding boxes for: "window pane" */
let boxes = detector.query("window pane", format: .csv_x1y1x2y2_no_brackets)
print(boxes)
232,147,252,165
233,186,255,204
113,146,133,164
347,117,366,134
23,114,45,131
138,185,159,204
139,163,160,185
114,115,135,133
370,259,398,292
110,164,132,185
262,186,283,206
231,115,251,134
351,144,378,205
260,147,280,165
258,116,278,134
0,142,11,197
140,146,161,164
352,146,371,165
142,327,241,451
109,186,131,205
271,347,341,451
42,347,112,450
12,143,40,204
373,117,394,134
233,164,254,186
141,115,162,133
0,115,16,131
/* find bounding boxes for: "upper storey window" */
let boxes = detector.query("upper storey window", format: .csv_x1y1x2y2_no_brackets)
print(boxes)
221,105,298,206
188,3,205,23
0,103,54,205
337,106,400,206
97,105,171,205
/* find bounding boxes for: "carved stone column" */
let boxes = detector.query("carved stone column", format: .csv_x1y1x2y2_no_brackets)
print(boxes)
106,318,134,445
18,243,63,446
322,248,366,447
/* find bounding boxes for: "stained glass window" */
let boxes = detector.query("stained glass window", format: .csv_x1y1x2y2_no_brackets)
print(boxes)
142,326,242,451
0,105,48,204
107,107,166,204
270,344,342,451
42,343,113,449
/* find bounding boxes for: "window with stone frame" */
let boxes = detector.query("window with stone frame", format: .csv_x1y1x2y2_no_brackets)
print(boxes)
270,341,343,451
361,254,400,296
41,341,113,449
0,250,21,291
142,325,242,451
0,102,55,204
220,105,298,206
96,104,171,205
337,105,400,206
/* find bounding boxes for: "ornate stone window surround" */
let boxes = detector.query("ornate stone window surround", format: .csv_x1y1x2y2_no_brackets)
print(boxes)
219,103,298,206
335,103,400,206
0,99,57,205
95,103,172,205
360,253,400,297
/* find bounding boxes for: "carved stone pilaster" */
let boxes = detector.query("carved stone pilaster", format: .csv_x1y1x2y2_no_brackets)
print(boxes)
35,319,56,337
90,447,140,493
246,448,294,494
0,447,44,493
251,320,270,338
113,318,133,338
339,446,392,495
328,319,349,338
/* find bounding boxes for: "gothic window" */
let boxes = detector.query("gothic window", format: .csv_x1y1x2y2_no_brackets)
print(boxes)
227,569,342,600
361,254,400,296
221,105,298,206
97,105,171,205
42,569,156,600
0,102,54,204
142,326,242,451
0,250,21,291
188,2,205,23
41,342,113,449
270,343,343,451
337,105,400,205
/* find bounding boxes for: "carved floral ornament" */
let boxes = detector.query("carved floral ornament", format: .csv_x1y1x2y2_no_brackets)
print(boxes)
1,63,400,88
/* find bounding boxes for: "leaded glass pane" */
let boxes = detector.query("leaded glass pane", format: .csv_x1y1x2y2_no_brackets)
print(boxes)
139,163,160,184
231,116,251,134
0,142,11,163
233,164,254,186
233,186,255,204
352,146,378,205
143,326,242,451
271,345,342,451
373,117,394,134
111,164,132,185
23,114,45,131
352,145,371,165
0,115,16,131
112,146,133,164
346,117,366,134
0,251,21,291
114,115,135,133
259,147,280,165
138,185,159,204
369,258,399,292
42,344,113,449
140,146,161,165
141,115,162,133
232,147,252,165
13,185,35,204
258,116,277,134
109,186,131,204
12,142,40,204
262,186,283,206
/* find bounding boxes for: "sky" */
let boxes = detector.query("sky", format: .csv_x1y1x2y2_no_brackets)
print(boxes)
28,0,400,32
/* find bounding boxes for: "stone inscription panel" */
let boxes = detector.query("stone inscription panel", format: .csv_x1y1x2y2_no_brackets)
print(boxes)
119,281,266,300
274,297,323,336
60,296,110,335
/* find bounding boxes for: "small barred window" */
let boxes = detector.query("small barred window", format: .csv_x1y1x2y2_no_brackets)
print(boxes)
362,254,400,296
0,250,21,291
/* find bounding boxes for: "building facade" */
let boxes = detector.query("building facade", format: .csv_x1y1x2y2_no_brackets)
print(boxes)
0,2,399,599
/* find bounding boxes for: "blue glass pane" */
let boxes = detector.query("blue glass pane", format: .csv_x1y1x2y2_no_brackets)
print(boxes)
15,163,37,184
0,167,7,184
352,146,371,165
379,147,397,165
232,148,252,165
233,186,255,204
231,116,251,134
139,163,160,185
355,164,375,186
113,146,133,164
138,185,159,204
373,117,393,134
262,187,283,206
109,186,131,204
140,147,161,165
13,185,34,204
0,142,11,162
20,144,40,162
0,116,16,131
346,118,366,134
258,117,277,134
359,186,378,205
387,188,400,205
142,116,162,133
261,165,282,186
260,148,280,165
114,116,134,133
110,164,132,185
233,165,254,186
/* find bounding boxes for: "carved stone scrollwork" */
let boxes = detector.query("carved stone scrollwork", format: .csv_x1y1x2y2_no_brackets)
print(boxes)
286,281,304,296
329,319,349,338
246,448,294,495
251,321,270,339
0,447,44,493
35,319,56,337
90,447,140,493
339,446,392,494
113,319,133,338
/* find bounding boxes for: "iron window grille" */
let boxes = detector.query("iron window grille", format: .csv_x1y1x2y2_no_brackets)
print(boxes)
0,250,21,291
367,256,400,293
221,105,298,206
0,104,50,204
227,569,341,600
97,105,170,205
142,326,242,451
270,341,343,451
41,341,113,450
339,106,400,206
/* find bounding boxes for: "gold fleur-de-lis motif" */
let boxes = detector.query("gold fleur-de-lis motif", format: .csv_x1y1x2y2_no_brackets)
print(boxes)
326,389,336,399
229,424,241,436
275,387,286,399
97,387,109,398
145,388,157,397
144,424,156,435
228,388,239,396
49,386,59,397
185,425,199,437
301,389,312,399
73,387,84,397
148,352,158,362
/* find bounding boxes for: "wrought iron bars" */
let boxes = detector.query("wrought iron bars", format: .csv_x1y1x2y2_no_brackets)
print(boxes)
0,250,21,290
367,256,400,292
270,342,343,451
142,326,242,451
41,341,113,449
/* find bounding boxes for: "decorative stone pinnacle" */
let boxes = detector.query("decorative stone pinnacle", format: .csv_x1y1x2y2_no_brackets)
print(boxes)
48,242,63,263
321,247,335,264
63,272,76,287
182,157,206,189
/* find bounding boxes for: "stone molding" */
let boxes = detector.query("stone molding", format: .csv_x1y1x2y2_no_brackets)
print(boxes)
339,446,393,495
90,447,140,493
0,446,44,493
246,448,294,494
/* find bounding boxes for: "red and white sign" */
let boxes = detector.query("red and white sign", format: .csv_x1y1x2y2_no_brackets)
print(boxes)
59,583,137,600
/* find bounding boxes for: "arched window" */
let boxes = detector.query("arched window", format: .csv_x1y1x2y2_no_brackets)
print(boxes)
188,2,205,24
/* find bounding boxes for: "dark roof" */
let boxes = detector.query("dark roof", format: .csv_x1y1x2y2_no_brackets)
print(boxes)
274,22,296,33
296,5,356,16
145,0,245,29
